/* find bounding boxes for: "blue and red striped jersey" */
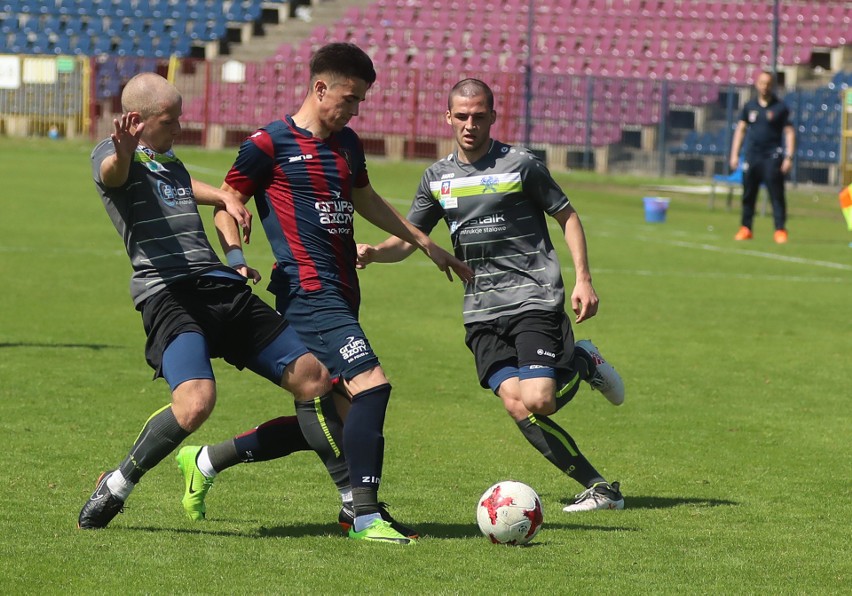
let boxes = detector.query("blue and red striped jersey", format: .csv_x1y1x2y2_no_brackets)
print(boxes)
225,116,369,303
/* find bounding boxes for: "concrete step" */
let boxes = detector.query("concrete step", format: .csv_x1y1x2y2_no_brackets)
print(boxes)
223,0,378,63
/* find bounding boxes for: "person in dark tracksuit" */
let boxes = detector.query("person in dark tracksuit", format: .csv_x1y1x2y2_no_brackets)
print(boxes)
729,71,796,244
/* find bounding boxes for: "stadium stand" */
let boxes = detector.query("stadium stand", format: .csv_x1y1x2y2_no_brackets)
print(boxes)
0,0,849,181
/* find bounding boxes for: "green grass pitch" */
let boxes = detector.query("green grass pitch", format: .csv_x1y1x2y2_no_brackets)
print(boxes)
0,137,850,593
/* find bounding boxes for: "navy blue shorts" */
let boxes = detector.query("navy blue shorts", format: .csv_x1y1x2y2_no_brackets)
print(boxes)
140,275,304,384
275,287,379,381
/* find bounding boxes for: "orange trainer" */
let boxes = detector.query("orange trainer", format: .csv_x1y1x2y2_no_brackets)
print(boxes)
734,226,753,241
774,229,788,244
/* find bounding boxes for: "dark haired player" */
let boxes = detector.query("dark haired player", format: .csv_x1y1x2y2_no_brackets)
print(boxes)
207,43,473,544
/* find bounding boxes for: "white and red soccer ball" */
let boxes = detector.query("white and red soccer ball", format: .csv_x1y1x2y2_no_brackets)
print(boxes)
476,481,543,545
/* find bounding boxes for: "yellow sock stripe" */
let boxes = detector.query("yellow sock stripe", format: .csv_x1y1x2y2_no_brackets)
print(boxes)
314,396,341,458
528,413,579,457
556,372,580,398
132,403,172,444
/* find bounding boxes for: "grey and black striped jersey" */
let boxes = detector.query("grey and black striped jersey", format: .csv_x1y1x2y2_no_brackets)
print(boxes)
92,140,234,306
408,140,570,324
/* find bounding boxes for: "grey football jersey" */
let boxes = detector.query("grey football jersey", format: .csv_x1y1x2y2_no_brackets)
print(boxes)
92,140,232,306
408,141,570,324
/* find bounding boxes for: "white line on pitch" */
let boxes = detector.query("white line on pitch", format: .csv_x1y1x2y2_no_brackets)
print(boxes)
586,267,850,284
636,235,852,271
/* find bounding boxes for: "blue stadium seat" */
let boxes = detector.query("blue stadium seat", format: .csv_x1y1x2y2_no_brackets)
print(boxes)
0,1,22,14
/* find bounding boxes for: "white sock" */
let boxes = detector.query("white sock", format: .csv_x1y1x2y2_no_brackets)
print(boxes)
195,446,217,478
106,470,134,501
353,512,381,532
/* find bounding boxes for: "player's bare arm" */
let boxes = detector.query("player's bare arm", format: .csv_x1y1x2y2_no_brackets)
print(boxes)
100,112,143,187
729,121,747,170
192,178,252,241
554,206,599,323
356,237,417,269
212,183,261,283
781,124,795,174
352,184,473,282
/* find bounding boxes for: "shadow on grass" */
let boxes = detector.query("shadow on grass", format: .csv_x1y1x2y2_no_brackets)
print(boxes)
126,523,346,539
0,342,121,350
557,495,738,510
125,521,634,540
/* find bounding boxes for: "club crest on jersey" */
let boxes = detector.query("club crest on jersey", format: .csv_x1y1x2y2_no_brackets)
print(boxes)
339,148,353,174
481,175,499,193
441,180,451,196
145,160,165,172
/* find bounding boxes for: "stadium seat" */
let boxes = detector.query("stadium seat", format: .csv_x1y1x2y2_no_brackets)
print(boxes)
710,164,744,211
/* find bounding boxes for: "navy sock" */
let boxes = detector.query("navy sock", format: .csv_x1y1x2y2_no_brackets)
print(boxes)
208,416,311,472
345,384,391,516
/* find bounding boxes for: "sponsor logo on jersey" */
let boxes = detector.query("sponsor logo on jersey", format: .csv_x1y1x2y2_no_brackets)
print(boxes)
288,153,314,163
748,110,758,123
156,181,194,207
536,349,556,359
470,213,505,225
315,192,354,232
339,336,369,362
441,172,455,179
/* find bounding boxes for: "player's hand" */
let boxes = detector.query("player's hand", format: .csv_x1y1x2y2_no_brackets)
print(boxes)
780,156,793,174
111,112,143,160
222,194,252,244
428,246,474,283
571,280,599,323
729,155,739,171
356,243,375,269
233,264,262,284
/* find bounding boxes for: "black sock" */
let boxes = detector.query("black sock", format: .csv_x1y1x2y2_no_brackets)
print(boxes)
516,414,604,488
208,415,311,472
118,406,190,484
295,393,350,491
345,384,391,516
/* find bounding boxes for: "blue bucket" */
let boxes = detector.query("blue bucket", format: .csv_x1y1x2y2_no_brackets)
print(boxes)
643,197,670,223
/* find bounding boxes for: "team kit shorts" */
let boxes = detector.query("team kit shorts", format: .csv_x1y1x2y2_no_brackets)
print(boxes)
140,276,307,390
275,286,381,382
464,309,577,393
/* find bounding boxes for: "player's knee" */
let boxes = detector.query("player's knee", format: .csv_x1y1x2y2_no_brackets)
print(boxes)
171,379,216,431
521,390,556,416
498,388,531,421
283,353,333,400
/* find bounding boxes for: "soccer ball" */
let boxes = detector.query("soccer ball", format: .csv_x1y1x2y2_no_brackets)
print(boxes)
476,481,543,545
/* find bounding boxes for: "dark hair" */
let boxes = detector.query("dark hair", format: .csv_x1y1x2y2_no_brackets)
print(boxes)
310,43,376,86
448,78,494,111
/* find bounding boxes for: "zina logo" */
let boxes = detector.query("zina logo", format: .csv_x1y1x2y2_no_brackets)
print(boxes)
288,153,314,163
